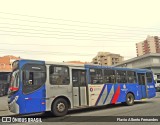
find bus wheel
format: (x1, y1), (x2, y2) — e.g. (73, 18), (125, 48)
(125, 93), (134, 106)
(51, 98), (68, 117)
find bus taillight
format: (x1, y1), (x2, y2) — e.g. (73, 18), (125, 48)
(9, 87), (19, 91)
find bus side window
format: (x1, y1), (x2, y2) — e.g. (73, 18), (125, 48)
(23, 71), (45, 86)
(127, 71), (136, 83)
(29, 72), (33, 85)
(72, 70), (86, 86)
(90, 69), (103, 84)
(104, 69), (116, 83)
(23, 71), (33, 85)
(137, 74), (145, 85)
(80, 71), (86, 86)
(146, 72), (153, 83)
(49, 65), (70, 85)
(116, 70), (127, 83)
(72, 71), (78, 87)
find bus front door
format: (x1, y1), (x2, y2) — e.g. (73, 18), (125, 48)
(72, 69), (88, 107)
(137, 73), (148, 98)
(22, 63), (46, 114)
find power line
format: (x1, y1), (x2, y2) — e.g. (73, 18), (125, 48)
(0, 14), (156, 42)
(0, 11), (159, 30)
(0, 26), (149, 38)
(1, 17), (160, 32)
(0, 49), (93, 56)
(0, 33), (142, 42)
(0, 49), (135, 58)
(0, 42), (132, 48)
(0, 22), (156, 36)
(0, 29), (145, 41)
(0, 12), (141, 60)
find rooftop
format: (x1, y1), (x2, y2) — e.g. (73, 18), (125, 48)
(114, 53), (160, 67)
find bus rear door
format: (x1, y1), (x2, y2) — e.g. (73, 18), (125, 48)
(137, 73), (148, 98)
(72, 69), (88, 107)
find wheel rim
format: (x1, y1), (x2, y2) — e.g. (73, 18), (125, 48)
(128, 96), (133, 104)
(57, 102), (65, 112)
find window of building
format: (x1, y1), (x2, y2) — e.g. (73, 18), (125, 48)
(104, 69), (116, 83)
(146, 72), (153, 83)
(127, 71), (137, 83)
(90, 69), (103, 84)
(49, 65), (70, 85)
(116, 70), (127, 83)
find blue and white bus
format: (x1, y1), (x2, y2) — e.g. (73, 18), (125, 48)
(8, 59), (156, 116)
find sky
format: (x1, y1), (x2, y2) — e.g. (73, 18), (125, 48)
(0, 0), (160, 62)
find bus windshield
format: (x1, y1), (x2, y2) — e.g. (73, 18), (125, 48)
(9, 70), (19, 92)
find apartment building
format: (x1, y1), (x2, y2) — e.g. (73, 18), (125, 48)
(136, 36), (160, 56)
(92, 52), (124, 66)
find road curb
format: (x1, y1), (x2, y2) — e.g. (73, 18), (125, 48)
(0, 110), (8, 111)
(0, 112), (44, 118)
(141, 99), (147, 101)
(0, 114), (19, 117)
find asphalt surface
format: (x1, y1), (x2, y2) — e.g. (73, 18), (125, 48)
(1, 92), (160, 125)
(0, 96), (8, 111)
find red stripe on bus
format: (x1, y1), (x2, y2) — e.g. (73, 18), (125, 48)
(111, 86), (120, 104)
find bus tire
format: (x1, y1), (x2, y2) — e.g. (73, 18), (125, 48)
(125, 93), (134, 106)
(51, 98), (68, 117)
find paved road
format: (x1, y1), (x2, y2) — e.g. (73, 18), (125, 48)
(0, 96), (8, 111)
(1, 92), (159, 125)
(0, 96), (15, 116)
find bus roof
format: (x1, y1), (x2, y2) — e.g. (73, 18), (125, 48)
(46, 61), (85, 67)
(85, 64), (151, 72)
(18, 59), (151, 72)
